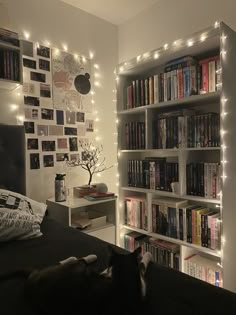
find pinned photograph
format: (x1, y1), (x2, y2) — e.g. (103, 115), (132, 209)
(37, 45), (50, 58)
(77, 124), (86, 136)
(70, 153), (80, 163)
(85, 119), (94, 132)
(66, 111), (76, 124)
(69, 137), (78, 151)
(23, 83), (35, 95)
(27, 138), (39, 150)
(42, 141), (56, 152)
(30, 71), (46, 83)
(56, 153), (69, 162)
(24, 121), (35, 134)
(22, 40), (33, 57)
(76, 112), (85, 123)
(32, 109), (39, 120)
(57, 138), (68, 149)
(25, 108), (38, 120)
(43, 155), (54, 167)
(40, 98), (53, 108)
(24, 96), (39, 106)
(64, 127), (77, 135)
(39, 58), (50, 71)
(41, 108), (54, 120)
(40, 83), (51, 98)
(30, 153), (40, 169)
(48, 125), (63, 136)
(56, 110), (64, 125)
(37, 125), (48, 136)
(23, 58), (36, 69)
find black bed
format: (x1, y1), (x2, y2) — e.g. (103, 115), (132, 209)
(1, 124), (236, 315)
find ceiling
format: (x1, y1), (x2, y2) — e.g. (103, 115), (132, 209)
(60, 0), (159, 25)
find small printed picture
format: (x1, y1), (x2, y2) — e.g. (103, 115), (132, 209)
(37, 45), (50, 58)
(64, 127), (77, 136)
(30, 71), (46, 83)
(77, 125), (86, 136)
(23, 82), (35, 95)
(24, 121), (35, 134)
(40, 83), (51, 98)
(32, 109), (38, 120)
(56, 110), (64, 125)
(42, 141), (56, 152)
(30, 153), (40, 169)
(22, 40), (33, 57)
(70, 153), (80, 162)
(76, 112), (85, 123)
(25, 108), (38, 120)
(48, 125), (63, 136)
(57, 138), (68, 149)
(81, 151), (90, 161)
(24, 96), (40, 106)
(27, 138), (39, 150)
(23, 58), (36, 69)
(66, 111), (76, 124)
(41, 108), (54, 120)
(56, 153), (69, 162)
(40, 98), (53, 108)
(39, 58), (50, 71)
(37, 125), (48, 136)
(43, 155), (54, 167)
(85, 119), (94, 132)
(69, 137), (78, 151)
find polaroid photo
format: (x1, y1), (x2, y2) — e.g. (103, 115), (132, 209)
(32, 109), (39, 120)
(24, 121), (35, 134)
(24, 96), (40, 107)
(77, 125), (86, 137)
(42, 140), (56, 152)
(64, 127), (77, 136)
(22, 40), (33, 57)
(40, 98), (53, 108)
(23, 82), (35, 95)
(24, 108), (38, 120)
(70, 153), (80, 163)
(56, 110), (64, 125)
(43, 155), (54, 167)
(30, 71), (46, 83)
(76, 112), (85, 123)
(30, 153), (40, 170)
(48, 125), (63, 136)
(41, 108), (54, 120)
(37, 45), (50, 58)
(39, 58), (50, 71)
(37, 125), (48, 136)
(23, 58), (36, 69)
(40, 83), (51, 98)
(85, 119), (94, 132)
(57, 138), (68, 149)
(27, 138), (39, 150)
(56, 153), (69, 162)
(66, 111), (76, 124)
(69, 137), (78, 151)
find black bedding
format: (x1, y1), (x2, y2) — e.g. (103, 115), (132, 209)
(1, 216), (236, 315)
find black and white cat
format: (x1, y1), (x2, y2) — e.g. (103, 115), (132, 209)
(0, 246), (152, 315)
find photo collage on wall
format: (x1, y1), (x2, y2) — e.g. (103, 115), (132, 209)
(21, 39), (94, 170)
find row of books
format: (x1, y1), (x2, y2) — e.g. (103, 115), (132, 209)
(151, 197), (220, 249)
(128, 158), (179, 191)
(0, 50), (20, 81)
(124, 197), (148, 230)
(186, 162), (220, 198)
(125, 121), (145, 150)
(152, 111), (220, 149)
(184, 254), (222, 287)
(124, 55), (220, 109)
(0, 27), (20, 47)
(124, 231), (180, 270)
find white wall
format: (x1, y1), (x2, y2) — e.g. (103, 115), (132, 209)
(118, 0), (236, 62)
(0, 0), (118, 202)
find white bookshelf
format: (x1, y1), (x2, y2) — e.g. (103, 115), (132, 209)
(116, 22), (236, 292)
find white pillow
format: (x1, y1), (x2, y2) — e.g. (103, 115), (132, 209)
(0, 189), (47, 221)
(0, 208), (42, 241)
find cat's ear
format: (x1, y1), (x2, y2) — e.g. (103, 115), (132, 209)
(133, 247), (142, 258)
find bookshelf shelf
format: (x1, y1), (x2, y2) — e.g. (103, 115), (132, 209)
(122, 224), (221, 258)
(116, 22), (236, 291)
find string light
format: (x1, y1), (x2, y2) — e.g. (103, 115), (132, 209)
(187, 39), (194, 47)
(10, 104), (19, 111)
(94, 64), (99, 69)
(62, 44), (68, 51)
(200, 34), (207, 42)
(214, 21), (220, 28)
(23, 31), (30, 40)
(154, 52), (159, 59)
(136, 55), (141, 62)
(164, 43), (168, 50)
(89, 51), (94, 59)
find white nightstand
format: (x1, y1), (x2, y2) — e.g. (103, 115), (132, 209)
(46, 196), (117, 245)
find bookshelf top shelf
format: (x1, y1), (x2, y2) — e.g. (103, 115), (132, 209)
(116, 25), (220, 76)
(0, 40), (20, 51)
(118, 91), (221, 115)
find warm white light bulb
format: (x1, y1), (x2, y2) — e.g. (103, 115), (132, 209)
(200, 34), (206, 42)
(164, 43), (168, 50)
(82, 56), (87, 63)
(154, 52), (159, 59)
(136, 55), (141, 62)
(23, 31), (30, 40)
(94, 64), (99, 69)
(214, 21), (220, 28)
(94, 81), (100, 86)
(89, 51), (94, 59)
(10, 104), (18, 111)
(74, 53), (78, 59)
(187, 40), (193, 47)
(119, 66), (124, 73)
(62, 44), (68, 51)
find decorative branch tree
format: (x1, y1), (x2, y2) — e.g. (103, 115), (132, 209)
(67, 141), (113, 186)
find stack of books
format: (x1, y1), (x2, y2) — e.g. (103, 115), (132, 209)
(73, 185), (96, 198)
(84, 192), (116, 201)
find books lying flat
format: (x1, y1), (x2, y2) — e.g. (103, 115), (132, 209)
(84, 192), (116, 201)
